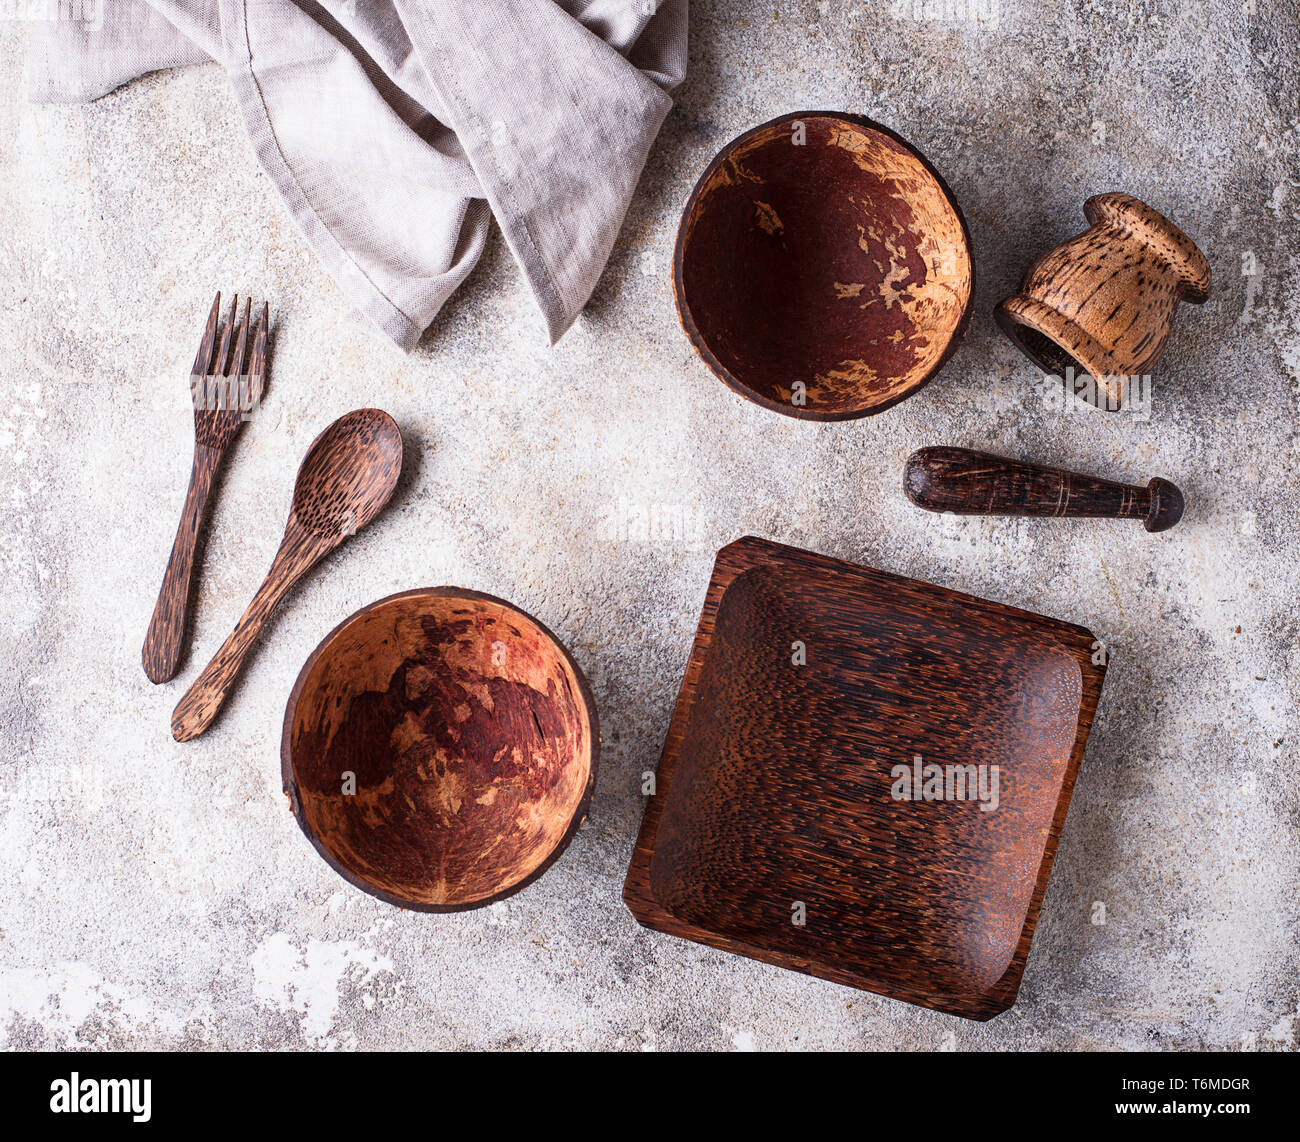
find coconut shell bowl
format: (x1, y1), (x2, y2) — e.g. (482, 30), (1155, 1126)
(674, 111), (974, 420)
(282, 588), (599, 912)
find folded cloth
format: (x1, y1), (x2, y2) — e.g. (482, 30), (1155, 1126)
(27, 1), (688, 351)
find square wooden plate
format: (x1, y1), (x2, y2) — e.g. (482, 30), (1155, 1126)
(623, 536), (1107, 1019)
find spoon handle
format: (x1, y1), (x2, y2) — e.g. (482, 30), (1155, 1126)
(903, 446), (1185, 532)
(170, 524), (330, 742)
(142, 443), (225, 684)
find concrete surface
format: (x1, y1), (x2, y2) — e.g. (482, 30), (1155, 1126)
(1, 0), (1298, 1051)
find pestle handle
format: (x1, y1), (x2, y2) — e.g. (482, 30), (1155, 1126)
(903, 447), (1184, 533)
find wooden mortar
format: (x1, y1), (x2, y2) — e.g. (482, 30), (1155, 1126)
(996, 192), (1210, 409)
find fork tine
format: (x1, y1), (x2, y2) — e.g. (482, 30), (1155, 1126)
(228, 298), (252, 412)
(248, 301), (269, 405)
(211, 294), (237, 378)
(229, 297), (250, 378)
(191, 292), (221, 376)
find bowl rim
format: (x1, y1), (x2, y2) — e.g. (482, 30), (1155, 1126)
(280, 585), (601, 913)
(672, 110), (976, 422)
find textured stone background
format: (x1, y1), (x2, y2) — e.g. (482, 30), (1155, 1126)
(1, 1), (1297, 1051)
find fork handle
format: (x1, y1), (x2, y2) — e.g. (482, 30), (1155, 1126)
(142, 443), (224, 683)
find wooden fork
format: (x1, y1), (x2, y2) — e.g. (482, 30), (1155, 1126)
(142, 293), (269, 684)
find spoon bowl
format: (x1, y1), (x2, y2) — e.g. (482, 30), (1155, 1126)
(292, 408), (403, 538)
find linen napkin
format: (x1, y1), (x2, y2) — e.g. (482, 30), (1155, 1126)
(27, 1), (689, 350)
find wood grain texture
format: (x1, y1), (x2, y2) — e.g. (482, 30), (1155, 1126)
(622, 536), (1107, 1020)
(142, 447), (220, 683)
(281, 587), (599, 912)
(170, 408), (402, 742)
(996, 192), (1210, 408)
(904, 446), (1185, 532)
(142, 293), (268, 684)
(674, 111), (974, 421)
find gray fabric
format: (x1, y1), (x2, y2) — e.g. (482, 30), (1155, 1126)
(27, 1), (688, 351)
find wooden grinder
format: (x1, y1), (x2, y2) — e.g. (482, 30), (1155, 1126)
(996, 193), (1210, 409)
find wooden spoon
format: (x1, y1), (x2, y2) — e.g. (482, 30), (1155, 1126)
(171, 408), (403, 742)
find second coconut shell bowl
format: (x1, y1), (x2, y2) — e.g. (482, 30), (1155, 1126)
(282, 588), (599, 912)
(674, 111), (974, 420)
